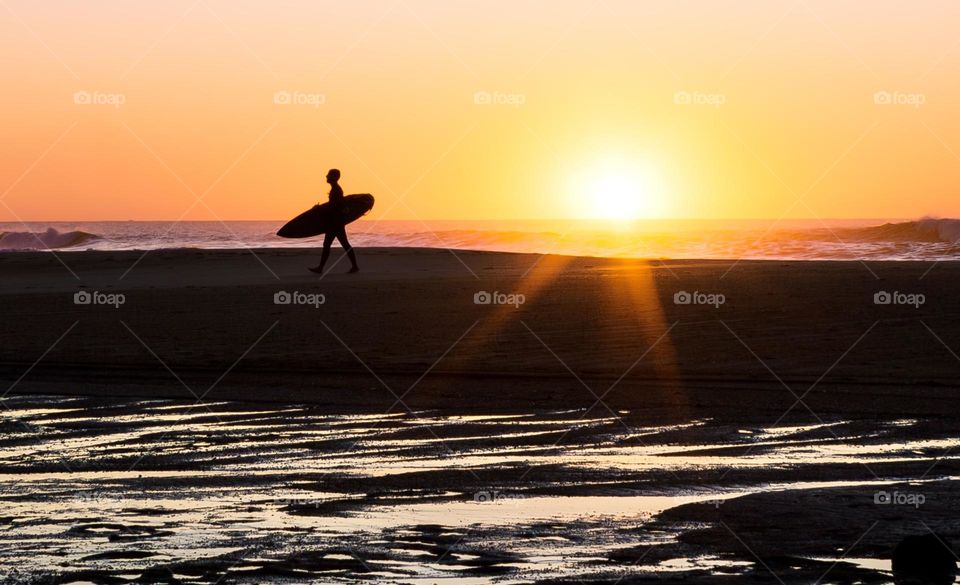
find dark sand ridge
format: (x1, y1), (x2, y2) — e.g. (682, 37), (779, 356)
(0, 248), (957, 421)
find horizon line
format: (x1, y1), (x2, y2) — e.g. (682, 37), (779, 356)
(0, 216), (927, 224)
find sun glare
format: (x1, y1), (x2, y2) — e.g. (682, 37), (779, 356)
(569, 162), (667, 221)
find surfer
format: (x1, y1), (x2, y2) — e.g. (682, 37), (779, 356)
(310, 168), (359, 274)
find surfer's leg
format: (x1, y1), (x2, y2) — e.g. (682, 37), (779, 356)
(310, 232), (336, 274)
(336, 228), (359, 272)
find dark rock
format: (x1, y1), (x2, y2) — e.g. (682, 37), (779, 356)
(893, 534), (958, 585)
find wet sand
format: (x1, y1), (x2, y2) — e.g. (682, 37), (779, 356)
(2, 248), (960, 582)
(2, 395), (959, 584)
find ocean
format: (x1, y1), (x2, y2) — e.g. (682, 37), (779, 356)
(2, 218), (960, 260)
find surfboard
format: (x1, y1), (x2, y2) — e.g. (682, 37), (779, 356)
(277, 194), (375, 238)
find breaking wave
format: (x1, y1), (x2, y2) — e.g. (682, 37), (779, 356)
(0, 228), (101, 251)
(840, 218), (960, 244)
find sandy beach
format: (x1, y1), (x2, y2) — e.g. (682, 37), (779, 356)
(1, 248), (958, 416)
(1, 248), (959, 583)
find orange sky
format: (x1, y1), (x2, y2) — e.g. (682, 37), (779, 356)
(2, 0), (960, 221)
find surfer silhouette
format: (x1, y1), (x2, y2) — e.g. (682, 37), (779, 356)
(309, 168), (359, 274)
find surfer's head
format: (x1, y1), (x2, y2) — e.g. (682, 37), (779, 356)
(326, 168), (341, 184)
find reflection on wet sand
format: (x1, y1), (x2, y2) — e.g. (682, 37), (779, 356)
(2, 395), (959, 583)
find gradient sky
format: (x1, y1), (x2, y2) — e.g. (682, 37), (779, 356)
(2, 0), (960, 221)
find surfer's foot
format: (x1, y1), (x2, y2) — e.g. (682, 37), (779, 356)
(348, 266), (359, 273)
(309, 266), (324, 275)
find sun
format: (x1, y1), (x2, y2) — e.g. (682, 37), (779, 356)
(569, 161), (667, 220)
(594, 172), (646, 219)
